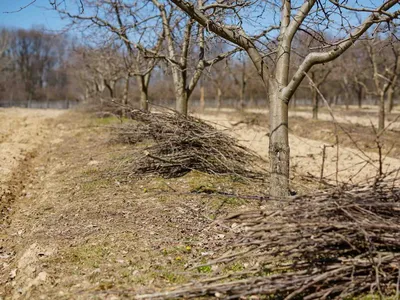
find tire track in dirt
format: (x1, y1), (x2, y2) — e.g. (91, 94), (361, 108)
(0, 108), (65, 299)
(0, 109), (65, 222)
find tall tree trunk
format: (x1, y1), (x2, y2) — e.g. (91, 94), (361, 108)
(312, 88), (318, 120)
(200, 81), (205, 112)
(378, 92), (385, 132)
(239, 62), (246, 110)
(239, 82), (245, 110)
(268, 1), (291, 197)
(269, 83), (290, 197)
(28, 93), (32, 108)
(46, 92), (50, 109)
(137, 75), (149, 111)
(387, 84), (394, 113)
(357, 85), (363, 108)
(216, 86), (222, 111)
(176, 88), (188, 115)
(122, 75), (130, 117)
(249, 93), (254, 108)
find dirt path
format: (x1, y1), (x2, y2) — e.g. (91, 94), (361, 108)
(0, 109), (219, 299)
(196, 112), (400, 186)
(0, 108), (65, 183)
(0, 108), (65, 221)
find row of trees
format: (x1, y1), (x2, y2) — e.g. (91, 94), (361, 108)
(55, 0), (398, 197)
(4, 0), (400, 196)
(0, 27), (398, 116)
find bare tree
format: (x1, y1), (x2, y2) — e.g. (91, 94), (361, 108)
(53, 0), (164, 111)
(150, 0), (240, 115)
(169, 0), (400, 196)
(358, 36), (399, 131)
(309, 67), (332, 119)
(0, 29), (10, 72)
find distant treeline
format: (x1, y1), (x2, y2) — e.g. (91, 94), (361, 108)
(0, 27), (398, 110)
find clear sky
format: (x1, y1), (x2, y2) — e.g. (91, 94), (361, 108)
(0, 0), (68, 31)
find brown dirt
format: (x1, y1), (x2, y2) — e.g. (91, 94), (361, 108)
(195, 110), (400, 185)
(0, 109), (265, 299)
(1, 107), (399, 299)
(237, 110), (400, 158)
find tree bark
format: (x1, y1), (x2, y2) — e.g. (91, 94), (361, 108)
(379, 92), (385, 132)
(122, 75), (130, 117)
(239, 81), (245, 110)
(200, 82), (205, 112)
(239, 60), (246, 110)
(176, 87), (188, 115)
(136, 75), (149, 111)
(312, 88), (318, 120)
(216, 86), (222, 111)
(268, 0), (291, 197)
(357, 85), (363, 108)
(387, 83), (394, 113)
(269, 83), (290, 197)
(123, 76), (130, 106)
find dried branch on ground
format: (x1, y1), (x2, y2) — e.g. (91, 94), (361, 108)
(113, 109), (268, 179)
(137, 176), (400, 299)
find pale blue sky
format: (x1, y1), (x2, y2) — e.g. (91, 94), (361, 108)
(0, 0), (68, 31)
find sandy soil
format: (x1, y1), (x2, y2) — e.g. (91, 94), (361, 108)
(0, 108), (65, 223)
(289, 110), (400, 132)
(211, 107), (400, 131)
(0, 109), (229, 299)
(0, 108), (64, 184)
(196, 112), (400, 186)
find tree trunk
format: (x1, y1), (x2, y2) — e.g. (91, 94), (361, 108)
(176, 88), (188, 115)
(357, 85), (363, 108)
(239, 70), (246, 110)
(200, 83), (205, 112)
(387, 85), (394, 113)
(312, 88), (318, 120)
(378, 92), (385, 132)
(216, 86), (222, 111)
(268, 2), (291, 197)
(122, 76), (130, 117)
(28, 93), (32, 108)
(269, 84), (290, 197)
(136, 75), (149, 111)
(249, 93), (254, 108)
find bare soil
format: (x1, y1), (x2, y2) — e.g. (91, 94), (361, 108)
(0, 109), (263, 299)
(197, 110), (400, 185)
(1, 107), (399, 299)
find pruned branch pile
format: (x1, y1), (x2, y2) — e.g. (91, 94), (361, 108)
(114, 110), (267, 179)
(137, 178), (400, 299)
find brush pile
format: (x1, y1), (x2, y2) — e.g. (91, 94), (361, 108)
(136, 178), (400, 299)
(114, 109), (267, 179)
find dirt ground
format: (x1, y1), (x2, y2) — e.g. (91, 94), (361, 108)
(196, 110), (400, 186)
(1, 107), (399, 299)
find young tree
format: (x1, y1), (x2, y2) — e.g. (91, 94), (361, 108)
(53, 0), (164, 111)
(357, 36), (399, 131)
(169, 0), (400, 196)
(149, 0), (240, 115)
